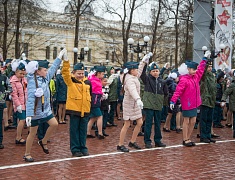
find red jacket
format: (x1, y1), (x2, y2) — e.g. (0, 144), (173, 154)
(10, 75), (27, 112)
(171, 58), (207, 110)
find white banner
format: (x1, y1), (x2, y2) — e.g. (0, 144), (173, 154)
(214, 0), (233, 70)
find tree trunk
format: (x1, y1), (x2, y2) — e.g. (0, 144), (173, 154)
(74, 0), (81, 65)
(122, 0), (136, 64)
(15, 0), (22, 59)
(150, 0), (161, 63)
(185, 14), (190, 60)
(174, 0), (180, 68)
(3, 0), (8, 61)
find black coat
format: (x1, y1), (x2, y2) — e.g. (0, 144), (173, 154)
(140, 64), (168, 96)
(56, 74), (67, 102)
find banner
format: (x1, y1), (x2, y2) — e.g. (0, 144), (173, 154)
(214, 0), (233, 70)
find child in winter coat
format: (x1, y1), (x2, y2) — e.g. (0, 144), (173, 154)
(62, 61), (92, 157)
(117, 62), (143, 152)
(97, 74), (109, 136)
(139, 54), (168, 148)
(163, 71), (181, 133)
(10, 60), (27, 145)
(23, 48), (66, 162)
(170, 51), (211, 147)
(87, 66), (106, 139)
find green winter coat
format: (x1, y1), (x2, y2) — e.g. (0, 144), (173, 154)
(222, 83), (235, 112)
(107, 66), (118, 102)
(200, 71), (217, 108)
(142, 91), (164, 111)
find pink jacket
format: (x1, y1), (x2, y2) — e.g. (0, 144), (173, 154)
(88, 75), (103, 94)
(10, 75), (27, 112)
(171, 58), (207, 110)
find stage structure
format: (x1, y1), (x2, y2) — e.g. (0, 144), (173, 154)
(193, 0), (212, 63)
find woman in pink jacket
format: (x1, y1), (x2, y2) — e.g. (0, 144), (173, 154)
(170, 51), (211, 147)
(10, 61), (27, 145)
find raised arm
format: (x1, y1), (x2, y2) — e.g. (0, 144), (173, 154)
(62, 61), (73, 86)
(139, 61), (148, 84)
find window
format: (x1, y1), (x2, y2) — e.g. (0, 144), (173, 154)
(53, 47), (57, 59)
(46, 46), (50, 60)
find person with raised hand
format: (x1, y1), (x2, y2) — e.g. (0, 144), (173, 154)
(62, 52), (92, 157)
(117, 61), (144, 152)
(139, 53), (168, 148)
(23, 48), (66, 162)
(170, 50), (211, 147)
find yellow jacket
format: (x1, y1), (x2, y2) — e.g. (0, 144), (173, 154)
(62, 61), (91, 117)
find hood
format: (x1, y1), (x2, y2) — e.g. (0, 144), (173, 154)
(106, 66), (114, 77)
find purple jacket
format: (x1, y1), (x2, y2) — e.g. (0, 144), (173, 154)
(171, 58), (207, 110)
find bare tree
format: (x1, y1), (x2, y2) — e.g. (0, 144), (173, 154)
(102, 0), (148, 63)
(66, 0), (95, 64)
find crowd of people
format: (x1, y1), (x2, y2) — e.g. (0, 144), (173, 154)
(0, 48), (234, 162)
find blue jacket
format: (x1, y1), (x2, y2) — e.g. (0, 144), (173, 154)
(26, 58), (62, 119)
(56, 74), (67, 102)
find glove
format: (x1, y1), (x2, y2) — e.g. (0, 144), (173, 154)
(204, 50), (211, 59)
(26, 117), (32, 127)
(58, 48), (67, 59)
(17, 105), (22, 113)
(136, 99), (143, 109)
(35, 88), (44, 97)
(63, 49), (69, 61)
(170, 101), (175, 110)
(220, 102), (226, 107)
(141, 52), (153, 64)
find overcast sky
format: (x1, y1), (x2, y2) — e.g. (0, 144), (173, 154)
(45, 0), (157, 25)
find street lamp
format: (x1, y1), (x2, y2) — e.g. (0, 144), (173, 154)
(127, 36), (150, 61)
(202, 46), (207, 54)
(98, 59), (109, 66)
(73, 47), (89, 63)
(219, 43), (225, 53)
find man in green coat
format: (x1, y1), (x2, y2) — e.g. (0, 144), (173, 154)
(199, 61), (217, 143)
(221, 74), (235, 138)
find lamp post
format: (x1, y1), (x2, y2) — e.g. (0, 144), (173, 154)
(219, 43), (225, 53)
(73, 46), (89, 64)
(127, 36), (150, 61)
(202, 46), (207, 55)
(98, 59), (109, 66)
